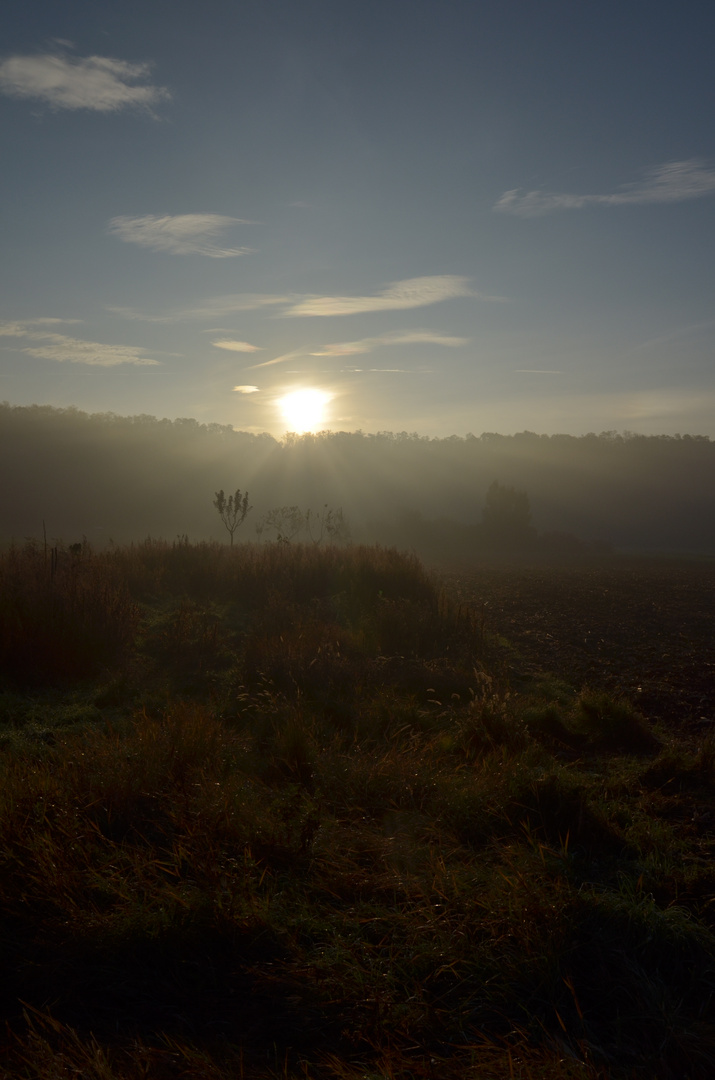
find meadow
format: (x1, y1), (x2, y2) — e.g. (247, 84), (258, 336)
(0, 538), (714, 1079)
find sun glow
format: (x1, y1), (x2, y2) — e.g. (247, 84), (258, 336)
(278, 388), (331, 433)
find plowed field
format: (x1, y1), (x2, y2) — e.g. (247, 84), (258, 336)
(441, 558), (715, 729)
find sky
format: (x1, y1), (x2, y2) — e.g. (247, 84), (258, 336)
(1, 0), (715, 438)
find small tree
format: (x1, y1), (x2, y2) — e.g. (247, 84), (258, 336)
(306, 505), (351, 545)
(213, 488), (252, 546)
(255, 505), (306, 544)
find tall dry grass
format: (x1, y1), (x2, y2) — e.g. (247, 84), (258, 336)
(0, 542), (139, 683)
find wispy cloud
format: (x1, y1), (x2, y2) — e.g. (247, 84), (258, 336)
(285, 275), (494, 317)
(0, 317), (81, 335)
(494, 160), (715, 217)
(0, 320), (159, 366)
(311, 329), (469, 357)
(342, 368), (415, 374)
(211, 339), (262, 353)
(108, 214), (257, 257)
(0, 51), (170, 113)
(233, 385), (260, 394)
(106, 276), (494, 322)
(22, 336), (160, 366)
(108, 294), (291, 322)
(236, 328), (468, 370)
(246, 350), (305, 370)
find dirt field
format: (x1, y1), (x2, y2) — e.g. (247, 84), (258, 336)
(440, 557), (715, 730)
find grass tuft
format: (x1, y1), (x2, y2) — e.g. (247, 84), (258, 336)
(575, 691), (660, 753)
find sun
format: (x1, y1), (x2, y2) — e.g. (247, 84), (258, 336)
(278, 388), (331, 433)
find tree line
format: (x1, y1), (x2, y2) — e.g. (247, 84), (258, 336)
(1, 403), (714, 553)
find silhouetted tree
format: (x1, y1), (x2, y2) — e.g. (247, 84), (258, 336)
(213, 488), (252, 545)
(255, 505), (306, 543)
(482, 481), (536, 549)
(306, 505), (351, 545)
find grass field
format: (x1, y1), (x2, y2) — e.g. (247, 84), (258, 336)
(0, 539), (714, 1079)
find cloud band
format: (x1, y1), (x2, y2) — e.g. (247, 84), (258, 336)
(0, 52), (170, 113)
(494, 160), (715, 217)
(285, 275), (486, 317)
(0, 320), (159, 366)
(108, 214), (256, 257)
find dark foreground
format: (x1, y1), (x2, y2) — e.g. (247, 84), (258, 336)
(0, 541), (714, 1080)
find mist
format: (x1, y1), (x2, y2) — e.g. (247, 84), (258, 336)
(2, 403), (713, 556)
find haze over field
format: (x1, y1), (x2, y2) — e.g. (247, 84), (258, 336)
(2, 405), (714, 554)
(2, 1), (715, 438)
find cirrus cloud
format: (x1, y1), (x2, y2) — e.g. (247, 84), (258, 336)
(108, 214), (257, 257)
(212, 339), (262, 352)
(0, 317), (81, 336)
(21, 336), (160, 366)
(311, 329), (469, 357)
(0, 320), (159, 366)
(285, 275), (496, 317)
(246, 350), (304, 370)
(494, 159), (715, 217)
(0, 51), (170, 113)
(107, 278), (492, 322)
(108, 294), (290, 322)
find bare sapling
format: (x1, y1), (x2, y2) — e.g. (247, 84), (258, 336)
(213, 488), (252, 545)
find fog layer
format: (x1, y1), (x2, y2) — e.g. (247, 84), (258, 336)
(2, 404), (713, 554)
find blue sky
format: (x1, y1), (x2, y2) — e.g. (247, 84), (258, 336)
(2, 0), (714, 437)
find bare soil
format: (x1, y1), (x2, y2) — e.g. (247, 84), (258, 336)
(440, 557), (715, 729)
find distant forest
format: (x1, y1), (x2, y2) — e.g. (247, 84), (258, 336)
(1, 403), (714, 556)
